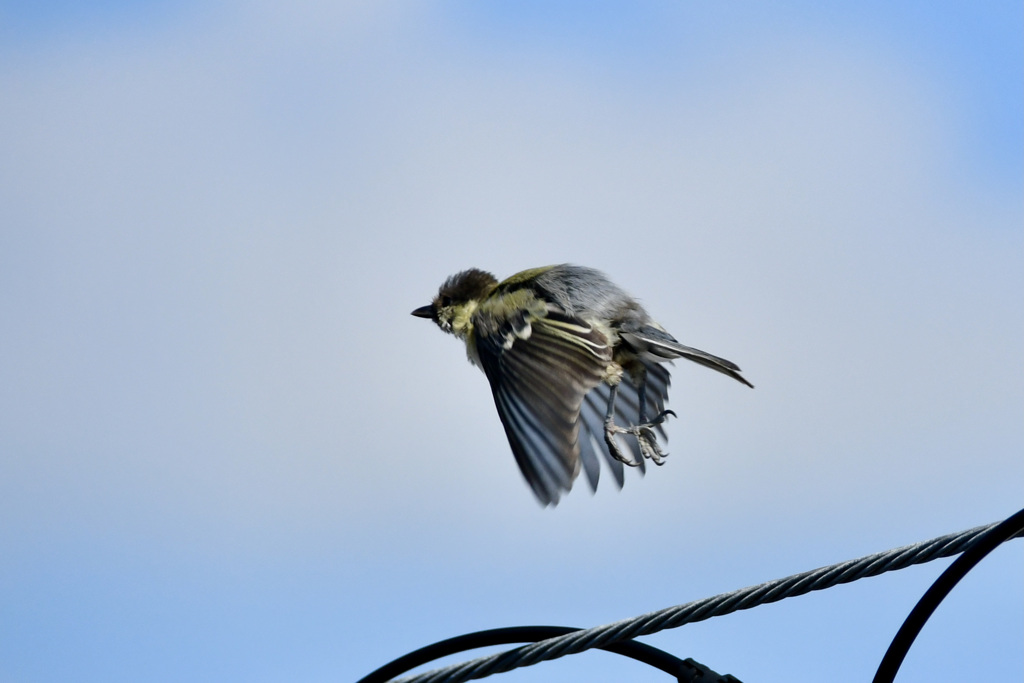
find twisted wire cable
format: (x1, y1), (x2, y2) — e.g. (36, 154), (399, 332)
(397, 516), (1024, 683)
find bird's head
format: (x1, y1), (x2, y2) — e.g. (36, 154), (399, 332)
(411, 268), (498, 336)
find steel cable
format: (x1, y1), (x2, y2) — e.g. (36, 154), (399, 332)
(395, 514), (1024, 683)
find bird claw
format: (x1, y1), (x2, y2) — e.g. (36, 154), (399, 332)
(604, 427), (641, 467)
(604, 410), (676, 467)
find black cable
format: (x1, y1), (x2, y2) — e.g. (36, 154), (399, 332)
(356, 514), (1022, 683)
(873, 506), (1024, 683)
(356, 625), (739, 683)
(401, 518), (1015, 682)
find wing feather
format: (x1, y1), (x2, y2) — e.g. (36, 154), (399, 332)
(493, 388), (567, 502)
(476, 308), (686, 503)
(579, 389), (623, 489)
(476, 309), (611, 505)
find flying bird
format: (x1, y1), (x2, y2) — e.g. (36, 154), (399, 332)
(412, 264), (752, 506)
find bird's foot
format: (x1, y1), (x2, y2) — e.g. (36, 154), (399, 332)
(603, 410), (676, 466)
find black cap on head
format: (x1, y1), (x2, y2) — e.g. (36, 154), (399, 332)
(437, 268), (497, 305)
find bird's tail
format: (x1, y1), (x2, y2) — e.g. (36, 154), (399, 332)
(620, 328), (754, 388)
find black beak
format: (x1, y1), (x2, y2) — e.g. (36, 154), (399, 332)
(411, 305), (434, 319)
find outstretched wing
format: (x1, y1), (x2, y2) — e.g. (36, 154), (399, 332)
(475, 308), (612, 506)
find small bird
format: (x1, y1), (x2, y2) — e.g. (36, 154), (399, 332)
(412, 264), (752, 506)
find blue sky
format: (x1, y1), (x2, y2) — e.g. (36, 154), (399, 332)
(1, 2), (1021, 682)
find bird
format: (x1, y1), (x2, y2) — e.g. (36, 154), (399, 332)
(411, 264), (752, 506)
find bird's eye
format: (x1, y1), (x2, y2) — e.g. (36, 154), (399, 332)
(440, 295), (452, 307)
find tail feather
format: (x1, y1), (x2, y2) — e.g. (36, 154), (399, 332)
(621, 329), (754, 388)
(670, 344), (754, 388)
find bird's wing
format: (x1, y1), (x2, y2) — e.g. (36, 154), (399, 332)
(475, 307), (612, 506)
(620, 327), (753, 388)
(578, 360), (672, 489)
